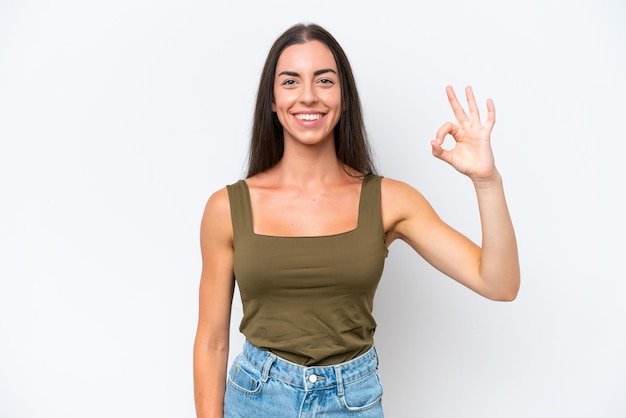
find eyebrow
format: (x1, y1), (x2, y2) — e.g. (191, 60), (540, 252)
(277, 68), (338, 77)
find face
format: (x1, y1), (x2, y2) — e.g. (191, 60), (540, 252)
(272, 40), (342, 148)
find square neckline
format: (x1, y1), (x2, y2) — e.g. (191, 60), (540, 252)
(241, 175), (371, 239)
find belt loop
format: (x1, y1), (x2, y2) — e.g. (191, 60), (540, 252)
(261, 354), (276, 383)
(374, 346), (379, 367)
(334, 365), (344, 396)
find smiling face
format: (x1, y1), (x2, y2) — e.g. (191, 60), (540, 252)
(272, 40), (342, 148)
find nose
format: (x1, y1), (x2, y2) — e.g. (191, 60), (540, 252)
(299, 82), (318, 104)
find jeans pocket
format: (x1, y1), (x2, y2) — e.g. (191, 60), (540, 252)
(227, 354), (263, 395)
(341, 369), (384, 411)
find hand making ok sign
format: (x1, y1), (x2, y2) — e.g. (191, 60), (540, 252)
(431, 86), (498, 182)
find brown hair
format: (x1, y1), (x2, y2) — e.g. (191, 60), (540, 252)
(246, 23), (377, 178)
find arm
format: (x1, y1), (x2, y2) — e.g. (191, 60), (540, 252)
(193, 188), (236, 418)
(384, 86), (520, 301)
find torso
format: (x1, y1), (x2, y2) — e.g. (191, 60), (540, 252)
(227, 173), (389, 365)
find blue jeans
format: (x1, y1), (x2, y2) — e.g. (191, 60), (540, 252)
(224, 340), (384, 417)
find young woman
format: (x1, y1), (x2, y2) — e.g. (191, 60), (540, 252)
(193, 23), (520, 418)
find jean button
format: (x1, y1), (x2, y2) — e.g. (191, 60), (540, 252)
(308, 374), (318, 383)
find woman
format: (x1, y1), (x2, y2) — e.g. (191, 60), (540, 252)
(193, 23), (520, 418)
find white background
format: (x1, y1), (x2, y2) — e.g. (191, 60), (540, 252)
(1, 0), (625, 417)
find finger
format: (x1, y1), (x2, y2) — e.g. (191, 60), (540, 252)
(465, 86), (480, 122)
(446, 85), (469, 123)
(431, 139), (452, 164)
(485, 98), (496, 130)
(436, 121), (460, 142)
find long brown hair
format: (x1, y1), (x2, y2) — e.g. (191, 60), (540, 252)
(246, 23), (377, 178)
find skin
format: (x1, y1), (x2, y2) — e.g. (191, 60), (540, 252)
(193, 41), (520, 418)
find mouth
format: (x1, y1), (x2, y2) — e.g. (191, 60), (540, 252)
(294, 113), (324, 121)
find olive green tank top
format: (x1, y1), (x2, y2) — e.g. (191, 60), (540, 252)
(227, 174), (388, 366)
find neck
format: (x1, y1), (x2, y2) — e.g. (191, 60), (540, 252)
(272, 140), (349, 186)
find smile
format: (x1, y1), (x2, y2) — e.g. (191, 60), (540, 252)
(294, 113), (323, 121)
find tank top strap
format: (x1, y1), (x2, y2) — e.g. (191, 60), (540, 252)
(358, 174), (384, 235)
(226, 180), (254, 241)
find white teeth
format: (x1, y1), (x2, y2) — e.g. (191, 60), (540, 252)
(296, 114), (321, 121)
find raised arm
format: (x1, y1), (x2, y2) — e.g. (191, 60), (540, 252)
(193, 188), (236, 418)
(384, 86), (520, 301)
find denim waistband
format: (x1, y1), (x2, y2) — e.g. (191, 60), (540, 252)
(242, 340), (379, 392)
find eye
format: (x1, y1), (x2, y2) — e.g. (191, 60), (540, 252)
(281, 79), (296, 86)
(318, 78), (334, 85)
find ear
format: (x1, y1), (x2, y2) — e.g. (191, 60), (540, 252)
(271, 102), (276, 112)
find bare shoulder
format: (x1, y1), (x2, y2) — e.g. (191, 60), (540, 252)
(202, 187), (231, 222)
(380, 177), (440, 242)
(380, 177), (416, 195)
(200, 187), (233, 245)
(380, 177), (433, 213)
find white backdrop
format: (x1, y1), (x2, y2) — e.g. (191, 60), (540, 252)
(1, 0), (625, 417)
